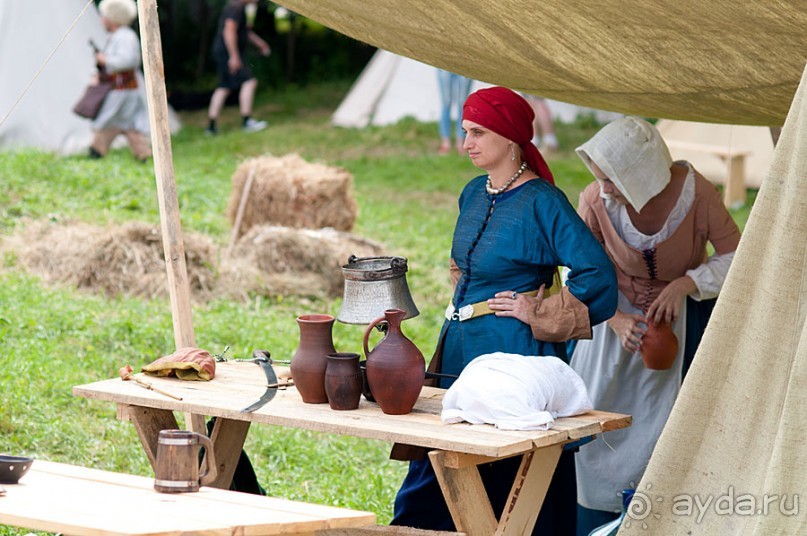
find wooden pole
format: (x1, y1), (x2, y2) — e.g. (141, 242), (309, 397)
(225, 163), (257, 259)
(137, 0), (195, 349)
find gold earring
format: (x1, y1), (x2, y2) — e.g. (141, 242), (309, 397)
(511, 144), (516, 161)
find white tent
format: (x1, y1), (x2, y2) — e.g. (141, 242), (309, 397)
(0, 0), (179, 156)
(331, 49), (622, 129)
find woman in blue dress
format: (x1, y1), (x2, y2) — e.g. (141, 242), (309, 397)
(391, 86), (618, 534)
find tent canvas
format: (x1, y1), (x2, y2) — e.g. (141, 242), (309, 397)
(657, 119), (774, 189)
(0, 0), (179, 156)
(331, 49), (623, 129)
(282, 0), (807, 126)
(620, 64), (807, 535)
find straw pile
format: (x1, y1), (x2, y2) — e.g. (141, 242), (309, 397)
(226, 154), (358, 239)
(220, 225), (386, 299)
(1, 220), (218, 301)
(1, 221), (386, 302)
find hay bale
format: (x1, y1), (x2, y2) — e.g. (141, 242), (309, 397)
(221, 225), (386, 298)
(2, 220), (218, 301)
(1, 220), (386, 302)
(225, 154), (358, 238)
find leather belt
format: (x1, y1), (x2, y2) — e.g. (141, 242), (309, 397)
(101, 70), (138, 90)
(445, 289), (546, 321)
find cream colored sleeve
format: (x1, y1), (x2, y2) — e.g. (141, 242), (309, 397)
(526, 286), (592, 342)
(686, 251), (735, 301)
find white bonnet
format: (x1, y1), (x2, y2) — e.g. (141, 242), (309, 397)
(99, 0), (137, 27)
(576, 116), (672, 212)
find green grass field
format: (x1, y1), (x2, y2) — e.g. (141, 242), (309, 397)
(0, 81), (756, 532)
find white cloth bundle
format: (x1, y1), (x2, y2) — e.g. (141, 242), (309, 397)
(441, 352), (593, 430)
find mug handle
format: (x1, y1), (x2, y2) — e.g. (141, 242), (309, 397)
(195, 433), (218, 487)
(362, 315), (388, 358)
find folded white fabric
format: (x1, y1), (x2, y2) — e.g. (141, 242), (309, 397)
(441, 352), (593, 430)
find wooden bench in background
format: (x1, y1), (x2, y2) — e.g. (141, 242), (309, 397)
(666, 140), (750, 209)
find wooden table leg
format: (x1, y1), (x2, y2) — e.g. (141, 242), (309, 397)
(119, 404), (179, 470)
(723, 154), (747, 209)
(429, 444), (562, 536)
(429, 450), (497, 535)
(498, 444), (562, 535)
(207, 417), (250, 489)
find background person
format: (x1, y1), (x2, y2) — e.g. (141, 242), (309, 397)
(89, 0), (150, 162)
(206, 0), (271, 135)
(391, 86), (617, 535)
(524, 93), (558, 152)
(571, 116), (741, 534)
(436, 69), (473, 154)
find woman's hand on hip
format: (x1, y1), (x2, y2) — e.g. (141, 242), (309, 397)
(607, 310), (647, 353)
(646, 276), (696, 325)
(488, 285), (545, 324)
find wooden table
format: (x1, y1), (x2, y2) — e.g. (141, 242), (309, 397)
(0, 460), (375, 536)
(73, 362), (630, 536)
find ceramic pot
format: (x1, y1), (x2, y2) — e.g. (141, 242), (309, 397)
(324, 352), (363, 410)
(363, 308), (425, 415)
(290, 314), (336, 403)
(641, 321), (679, 370)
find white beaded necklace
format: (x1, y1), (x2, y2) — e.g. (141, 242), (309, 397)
(486, 161), (527, 195)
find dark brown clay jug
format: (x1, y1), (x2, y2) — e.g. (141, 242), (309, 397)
(363, 308), (425, 415)
(324, 352), (363, 410)
(641, 321), (679, 370)
(290, 314), (336, 403)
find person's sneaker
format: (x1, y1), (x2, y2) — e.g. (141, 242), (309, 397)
(204, 126), (217, 136)
(242, 118), (267, 133)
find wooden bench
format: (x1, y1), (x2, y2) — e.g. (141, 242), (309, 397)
(0, 460), (375, 536)
(666, 140), (750, 209)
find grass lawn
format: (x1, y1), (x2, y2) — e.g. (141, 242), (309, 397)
(0, 80), (756, 533)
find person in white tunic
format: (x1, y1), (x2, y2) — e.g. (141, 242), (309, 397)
(89, 0), (150, 162)
(570, 117), (741, 533)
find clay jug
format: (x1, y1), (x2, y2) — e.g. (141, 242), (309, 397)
(290, 314), (336, 403)
(641, 321), (679, 370)
(324, 352), (363, 410)
(363, 308), (425, 415)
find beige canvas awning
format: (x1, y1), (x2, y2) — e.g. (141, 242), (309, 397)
(276, 0), (807, 126)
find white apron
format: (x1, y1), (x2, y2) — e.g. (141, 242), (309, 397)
(571, 292), (686, 512)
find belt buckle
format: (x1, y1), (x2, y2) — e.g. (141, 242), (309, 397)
(458, 304), (473, 321)
(446, 303), (473, 321)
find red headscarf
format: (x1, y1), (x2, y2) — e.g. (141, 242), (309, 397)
(462, 87), (555, 185)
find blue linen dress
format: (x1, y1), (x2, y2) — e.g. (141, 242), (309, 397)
(392, 175), (617, 534)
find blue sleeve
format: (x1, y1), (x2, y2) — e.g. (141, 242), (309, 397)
(536, 187), (617, 326)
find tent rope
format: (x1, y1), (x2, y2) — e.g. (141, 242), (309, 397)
(0, 0), (96, 130)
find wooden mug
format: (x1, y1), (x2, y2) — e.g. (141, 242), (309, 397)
(154, 429), (217, 493)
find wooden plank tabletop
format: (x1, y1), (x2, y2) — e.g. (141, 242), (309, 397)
(73, 362), (630, 459)
(0, 460), (375, 536)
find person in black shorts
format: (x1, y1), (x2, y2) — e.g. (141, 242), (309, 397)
(206, 0), (270, 135)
